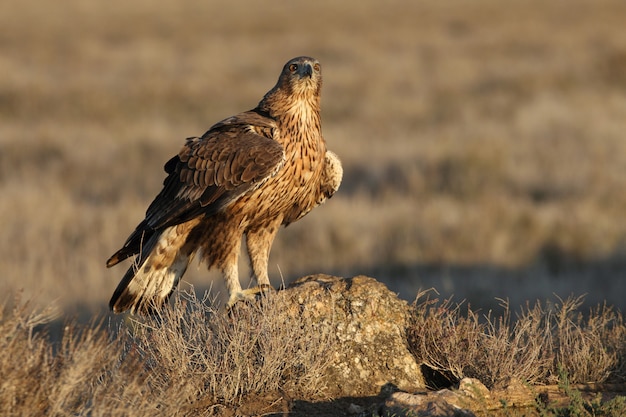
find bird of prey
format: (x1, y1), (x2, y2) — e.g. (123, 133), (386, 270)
(106, 56), (343, 314)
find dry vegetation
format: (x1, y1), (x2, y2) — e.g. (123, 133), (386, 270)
(0, 292), (334, 416)
(1, 0), (625, 315)
(409, 292), (626, 390)
(1, 291), (624, 416)
(1, 0), (626, 415)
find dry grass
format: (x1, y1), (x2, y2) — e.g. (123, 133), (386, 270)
(1, 0), (625, 316)
(408, 292), (626, 390)
(0, 295), (135, 416)
(126, 290), (334, 408)
(1, 291), (624, 416)
(0, 292), (334, 416)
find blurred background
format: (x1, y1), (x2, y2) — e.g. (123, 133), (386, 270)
(1, 0), (625, 320)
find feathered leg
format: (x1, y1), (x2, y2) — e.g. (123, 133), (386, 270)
(245, 218), (281, 288)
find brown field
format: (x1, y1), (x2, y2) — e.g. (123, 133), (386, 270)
(1, 0), (626, 320)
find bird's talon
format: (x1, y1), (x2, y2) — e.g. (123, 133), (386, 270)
(226, 285), (275, 309)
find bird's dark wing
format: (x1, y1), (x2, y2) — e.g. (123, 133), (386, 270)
(145, 123), (284, 228)
(106, 111), (284, 267)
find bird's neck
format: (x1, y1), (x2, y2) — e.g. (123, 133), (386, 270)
(260, 92), (321, 138)
(284, 97), (321, 129)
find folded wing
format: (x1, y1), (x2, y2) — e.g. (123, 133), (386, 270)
(106, 112), (285, 267)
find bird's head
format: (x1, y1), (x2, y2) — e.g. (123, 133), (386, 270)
(276, 56), (322, 98)
(258, 56), (323, 120)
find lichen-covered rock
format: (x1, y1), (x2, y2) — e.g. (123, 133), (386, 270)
(382, 390), (477, 416)
(277, 274), (425, 397)
(380, 378), (498, 417)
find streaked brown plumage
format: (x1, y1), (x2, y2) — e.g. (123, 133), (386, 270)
(107, 56), (342, 314)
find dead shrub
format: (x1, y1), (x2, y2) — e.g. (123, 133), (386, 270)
(0, 296), (143, 416)
(121, 289), (335, 410)
(0, 290), (334, 416)
(408, 292), (626, 389)
(407, 290), (483, 386)
(552, 295), (625, 384)
(0, 298), (57, 415)
(473, 299), (553, 388)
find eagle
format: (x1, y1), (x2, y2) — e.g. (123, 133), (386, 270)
(106, 56), (343, 314)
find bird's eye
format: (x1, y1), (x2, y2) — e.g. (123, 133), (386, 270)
(289, 64), (298, 72)
(313, 63), (320, 72)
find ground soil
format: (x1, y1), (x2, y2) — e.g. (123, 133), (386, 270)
(212, 384), (626, 417)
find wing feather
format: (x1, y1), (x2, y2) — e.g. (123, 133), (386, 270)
(106, 111), (284, 267)
(148, 116), (283, 227)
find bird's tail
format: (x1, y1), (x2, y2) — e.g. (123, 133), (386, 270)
(109, 226), (193, 314)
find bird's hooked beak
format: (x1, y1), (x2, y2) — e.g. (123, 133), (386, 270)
(298, 63), (313, 78)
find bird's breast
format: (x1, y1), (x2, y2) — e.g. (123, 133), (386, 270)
(237, 135), (324, 224)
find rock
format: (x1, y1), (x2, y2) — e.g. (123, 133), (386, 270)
(457, 378), (491, 403)
(492, 378), (535, 408)
(378, 378), (541, 417)
(380, 378), (492, 417)
(382, 390), (477, 416)
(277, 274), (425, 397)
